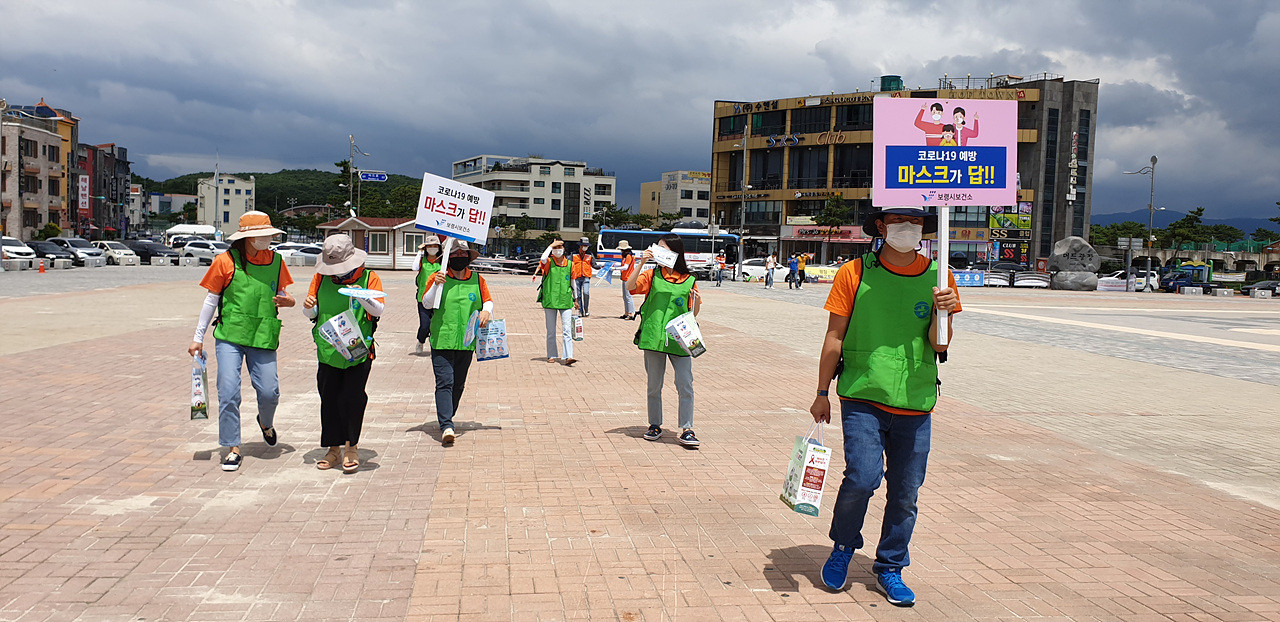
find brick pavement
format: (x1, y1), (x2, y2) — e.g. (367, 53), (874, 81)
(1, 271), (1278, 621)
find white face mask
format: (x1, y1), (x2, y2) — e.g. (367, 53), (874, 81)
(551, 248), (564, 257)
(931, 112), (942, 121)
(884, 222), (923, 253)
(249, 237), (271, 251)
(425, 246), (440, 256)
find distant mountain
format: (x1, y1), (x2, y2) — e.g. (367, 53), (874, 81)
(1092, 209), (1277, 235)
(131, 168), (422, 213)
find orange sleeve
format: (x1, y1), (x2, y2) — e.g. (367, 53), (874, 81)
(947, 270), (962, 313)
(366, 271), (385, 305)
(198, 253), (235, 294)
(307, 274), (323, 299)
(277, 261), (294, 292)
(630, 269), (654, 295)
(478, 275), (492, 304)
(823, 260), (863, 316)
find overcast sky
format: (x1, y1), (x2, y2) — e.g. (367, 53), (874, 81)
(4, 0), (1278, 220)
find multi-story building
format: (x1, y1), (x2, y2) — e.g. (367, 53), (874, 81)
(197, 174), (256, 238)
(639, 171), (711, 223)
(1, 106), (68, 239)
(451, 155), (616, 238)
(711, 73), (1099, 262)
(76, 143), (132, 237)
(145, 192), (198, 217)
(4, 99), (79, 236)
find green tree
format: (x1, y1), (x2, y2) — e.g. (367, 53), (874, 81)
(1252, 227), (1279, 241)
(1089, 221), (1148, 247)
(34, 223), (62, 241)
(1272, 201), (1280, 228)
(1163, 206), (1207, 253)
(1204, 224), (1244, 243)
(593, 204), (635, 229)
(387, 185), (420, 217)
(813, 196), (854, 260)
(181, 201), (198, 224)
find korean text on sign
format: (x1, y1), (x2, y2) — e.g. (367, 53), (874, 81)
(884, 146), (1006, 190)
(414, 172), (496, 244)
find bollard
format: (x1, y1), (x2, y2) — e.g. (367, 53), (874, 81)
(1179, 286), (1203, 295)
(84, 256), (106, 268)
(1213, 288), (1234, 297)
(121, 256), (140, 266)
(1251, 289), (1273, 299)
(54, 258), (73, 269)
(150, 256), (172, 266)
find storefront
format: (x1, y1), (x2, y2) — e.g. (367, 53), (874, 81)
(779, 224), (873, 263)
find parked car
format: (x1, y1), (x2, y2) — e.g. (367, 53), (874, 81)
(739, 257), (775, 281)
(47, 237), (105, 265)
(123, 239), (180, 263)
(273, 242), (321, 258)
(27, 240), (76, 264)
(514, 252), (543, 275)
(1, 236), (37, 260)
(1240, 280), (1280, 297)
(181, 240), (230, 265)
(289, 244), (322, 265)
(92, 240), (139, 265)
(988, 261), (1029, 272)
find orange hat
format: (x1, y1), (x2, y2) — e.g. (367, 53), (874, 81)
(226, 211), (284, 241)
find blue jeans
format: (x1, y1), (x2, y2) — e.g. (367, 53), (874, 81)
(621, 283), (635, 315)
(573, 277), (591, 314)
(828, 399), (931, 573)
(431, 348), (474, 429)
(416, 302), (434, 344)
(765, 268), (774, 287)
(545, 308), (573, 359)
(214, 339), (280, 447)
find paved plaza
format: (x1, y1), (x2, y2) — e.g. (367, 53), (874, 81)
(1, 267), (1279, 621)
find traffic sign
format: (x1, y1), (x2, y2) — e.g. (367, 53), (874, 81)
(358, 171), (388, 182)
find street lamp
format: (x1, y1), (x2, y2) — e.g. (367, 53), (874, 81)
(732, 137), (749, 280)
(1123, 155), (1158, 289)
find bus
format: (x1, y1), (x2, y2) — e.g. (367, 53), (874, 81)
(597, 227), (740, 278)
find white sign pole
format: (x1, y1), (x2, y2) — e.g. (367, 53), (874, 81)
(424, 237), (455, 309)
(936, 204), (950, 346)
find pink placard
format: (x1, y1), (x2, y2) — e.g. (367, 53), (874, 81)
(872, 98), (1017, 207)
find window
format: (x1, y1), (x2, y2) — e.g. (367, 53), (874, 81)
(791, 106), (831, 134)
(696, 208), (709, 218)
(565, 168), (575, 176)
(788, 146), (828, 189)
(552, 182), (561, 194)
(832, 144), (873, 187)
(551, 199), (561, 211)
(48, 145), (60, 163)
(1076, 109), (1091, 162)
(235, 189), (241, 195)
(404, 232), (425, 251)
(650, 191), (656, 200)
(949, 206), (989, 228)
(224, 188), (230, 195)
(539, 166), (552, 175)
(745, 200), (783, 225)
(227, 178), (235, 184)
(749, 149), (784, 189)
(245, 190), (252, 196)
(1041, 108), (1060, 252)
(717, 114), (746, 138)
(534, 198), (545, 204)
(534, 180), (545, 187)
(681, 190), (694, 200)
(696, 191), (709, 201)
(223, 211), (230, 222)
(369, 232), (388, 254)
(752, 110), (786, 135)
(594, 184), (611, 196)
(682, 208), (693, 217)
(834, 104), (873, 131)
(223, 199), (230, 206)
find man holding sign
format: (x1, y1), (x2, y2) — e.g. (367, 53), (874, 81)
(414, 173), (496, 444)
(809, 207), (959, 607)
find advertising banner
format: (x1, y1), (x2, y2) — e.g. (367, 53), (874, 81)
(872, 98), (1017, 206)
(78, 176), (90, 218)
(414, 171), (495, 244)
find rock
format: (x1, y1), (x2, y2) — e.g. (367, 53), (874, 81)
(1051, 271), (1098, 290)
(1048, 236), (1101, 272)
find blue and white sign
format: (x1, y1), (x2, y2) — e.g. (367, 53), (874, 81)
(414, 171), (495, 244)
(953, 270), (985, 287)
(358, 171), (388, 182)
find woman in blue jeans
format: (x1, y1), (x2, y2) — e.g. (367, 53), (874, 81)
(188, 212), (296, 472)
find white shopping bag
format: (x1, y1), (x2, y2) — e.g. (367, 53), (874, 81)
(664, 312), (706, 357)
(476, 319), (509, 362)
(573, 313), (584, 341)
(780, 424), (831, 517)
(190, 354), (209, 420)
(318, 309), (370, 362)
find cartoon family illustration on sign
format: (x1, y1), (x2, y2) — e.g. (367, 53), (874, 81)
(914, 102), (979, 146)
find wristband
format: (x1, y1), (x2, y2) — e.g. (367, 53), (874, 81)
(816, 390), (829, 397)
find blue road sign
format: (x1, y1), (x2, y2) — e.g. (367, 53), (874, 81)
(359, 171), (388, 182)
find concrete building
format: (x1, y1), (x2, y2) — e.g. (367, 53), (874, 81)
(1, 107), (68, 239)
(197, 174), (256, 238)
(144, 192), (198, 217)
(710, 73), (1099, 262)
(75, 143), (132, 238)
(451, 155), (616, 237)
(639, 171), (711, 223)
(4, 99), (80, 236)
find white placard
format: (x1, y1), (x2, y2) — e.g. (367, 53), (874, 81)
(648, 244), (678, 269)
(414, 171), (495, 244)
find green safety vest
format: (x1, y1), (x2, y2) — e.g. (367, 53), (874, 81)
(415, 256), (442, 303)
(634, 268), (695, 357)
(836, 252), (940, 412)
(213, 249), (283, 350)
(541, 257), (574, 310)
(313, 270), (375, 368)
(429, 270), (482, 351)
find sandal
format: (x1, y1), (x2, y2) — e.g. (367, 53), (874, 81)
(547, 357), (559, 364)
(561, 358), (577, 366)
(342, 447), (360, 474)
(317, 447), (341, 470)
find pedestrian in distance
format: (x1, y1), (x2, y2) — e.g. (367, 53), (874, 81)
(538, 239), (577, 365)
(715, 251), (726, 286)
(810, 206), (961, 607)
(187, 211), (295, 472)
(425, 241), (494, 445)
(787, 253), (799, 289)
(617, 240), (637, 320)
(797, 252), (808, 289)
(765, 252), (778, 289)
(571, 237), (594, 316)
(302, 235), (384, 474)
(624, 233), (703, 448)
(413, 237), (443, 355)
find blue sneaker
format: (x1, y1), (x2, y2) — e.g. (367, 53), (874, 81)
(876, 569), (916, 607)
(821, 544), (854, 590)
